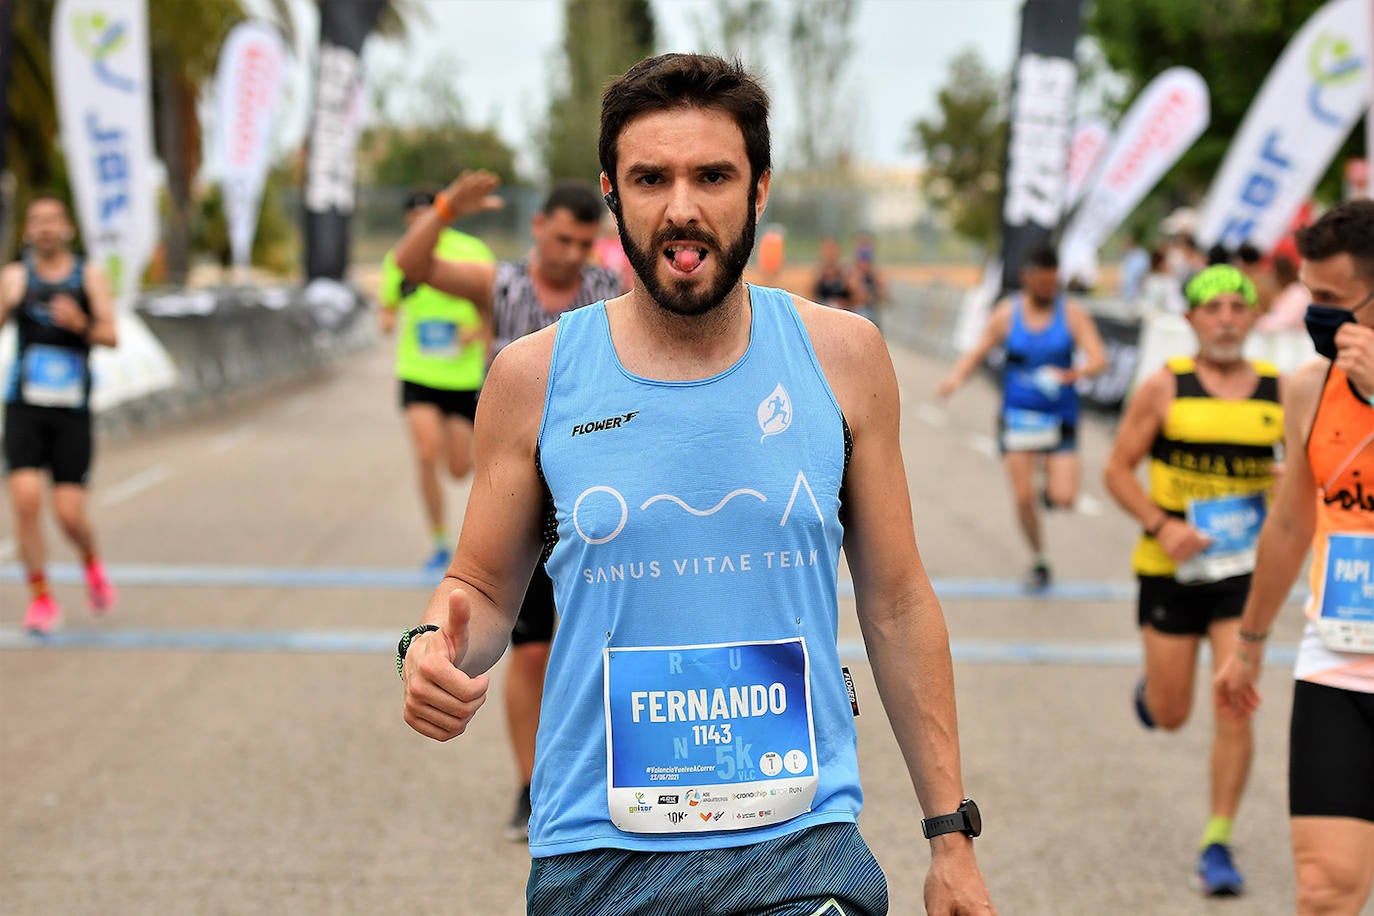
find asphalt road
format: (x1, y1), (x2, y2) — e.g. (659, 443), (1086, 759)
(1, 336), (1353, 915)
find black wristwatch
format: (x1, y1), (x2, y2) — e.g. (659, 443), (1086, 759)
(921, 798), (981, 839)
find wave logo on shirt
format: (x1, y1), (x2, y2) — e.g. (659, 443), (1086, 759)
(758, 383), (792, 441)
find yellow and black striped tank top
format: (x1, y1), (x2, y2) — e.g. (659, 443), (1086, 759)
(1133, 356), (1283, 577)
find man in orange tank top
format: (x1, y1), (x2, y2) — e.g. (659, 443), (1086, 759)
(1216, 200), (1374, 915)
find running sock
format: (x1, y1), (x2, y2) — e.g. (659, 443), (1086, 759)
(1201, 816), (1233, 849)
(1032, 553), (1049, 569)
(28, 571), (49, 598)
(432, 528), (447, 550)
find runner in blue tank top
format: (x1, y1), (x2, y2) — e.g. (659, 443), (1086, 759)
(937, 245), (1107, 592)
(399, 54), (994, 916)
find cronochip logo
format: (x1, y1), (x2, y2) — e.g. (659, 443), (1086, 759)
(72, 12), (136, 92)
(1307, 32), (1365, 127)
(758, 383), (792, 441)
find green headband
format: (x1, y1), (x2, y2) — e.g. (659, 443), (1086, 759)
(1184, 265), (1257, 310)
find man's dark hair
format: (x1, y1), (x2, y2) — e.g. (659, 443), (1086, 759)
(1236, 243), (1262, 265)
(404, 184), (438, 212)
(1150, 247), (1166, 271)
(542, 183), (603, 224)
(1021, 243), (1058, 272)
(598, 53), (770, 192)
(1295, 199), (1374, 284)
(1272, 255), (1298, 287)
(1206, 243), (1231, 266)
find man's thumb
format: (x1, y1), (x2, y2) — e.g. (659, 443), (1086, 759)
(444, 588), (472, 661)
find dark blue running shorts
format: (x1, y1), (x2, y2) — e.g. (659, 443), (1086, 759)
(527, 822), (888, 916)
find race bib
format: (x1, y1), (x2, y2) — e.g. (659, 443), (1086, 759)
(1315, 533), (1374, 653)
(415, 319), (460, 358)
(21, 345), (86, 408)
(603, 638), (818, 834)
(1001, 407), (1061, 452)
(1175, 493), (1266, 584)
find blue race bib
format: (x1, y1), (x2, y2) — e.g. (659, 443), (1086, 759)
(21, 344), (86, 408)
(1316, 533), (1374, 653)
(603, 638), (818, 834)
(1001, 407), (1061, 452)
(1177, 493), (1266, 584)
(415, 319), (460, 358)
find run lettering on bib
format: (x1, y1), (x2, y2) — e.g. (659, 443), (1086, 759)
(603, 638), (818, 834)
(1176, 493), (1266, 584)
(415, 320), (460, 358)
(1316, 533), (1374, 653)
(21, 345), (86, 407)
(1001, 407), (1061, 452)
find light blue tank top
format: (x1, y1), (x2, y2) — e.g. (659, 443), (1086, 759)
(1003, 293), (1078, 422)
(531, 284), (861, 857)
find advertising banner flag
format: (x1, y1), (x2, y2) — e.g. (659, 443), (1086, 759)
(1059, 68), (1210, 285)
(51, 0), (158, 301)
(1196, 0), (1372, 251)
(1065, 117), (1111, 208)
(302, 0), (387, 282)
(214, 21), (289, 272)
(997, 0), (1082, 293)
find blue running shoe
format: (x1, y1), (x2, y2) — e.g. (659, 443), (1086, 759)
(1197, 843), (1244, 897)
(422, 547), (450, 575)
(1133, 676), (1156, 730)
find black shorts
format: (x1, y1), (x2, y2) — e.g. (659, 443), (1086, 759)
(3, 402), (93, 485)
(400, 381), (479, 422)
(1289, 679), (1374, 822)
(1136, 574), (1250, 636)
(511, 564), (556, 646)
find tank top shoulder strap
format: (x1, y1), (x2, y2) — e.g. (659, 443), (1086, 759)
(1008, 293), (1025, 335)
(1166, 356), (1206, 399)
(1249, 360), (1280, 404)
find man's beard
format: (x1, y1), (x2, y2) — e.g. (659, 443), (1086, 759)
(618, 196), (757, 318)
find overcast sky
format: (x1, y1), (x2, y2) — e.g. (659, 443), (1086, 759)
(251, 0), (1023, 176)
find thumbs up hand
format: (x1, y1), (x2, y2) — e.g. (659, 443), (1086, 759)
(402, 588), (491, 742)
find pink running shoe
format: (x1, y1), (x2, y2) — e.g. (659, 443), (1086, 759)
(23, 594), (61, 634)
(86, 561), (117, 613)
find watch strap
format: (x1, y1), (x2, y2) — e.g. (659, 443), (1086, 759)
(396, 624), (441, 680)
(921, 811), (966, 839)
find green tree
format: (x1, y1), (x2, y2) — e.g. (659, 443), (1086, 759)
(691, 0), (775, 72)
(543, 0), (656, 183)
(911, 48), (1006, 247)
(1086, 0), (1352, 204)
(786, 0), (858, 175)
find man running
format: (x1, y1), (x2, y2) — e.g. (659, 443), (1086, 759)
(1103, 265), (1282, 896)
(397, 53), (993, 914)
(394, 181), (622, 841)
(937, 245), (1107, 590)
(1216, 200), (1374, 915)
(2, 194), (118, 633)
(379, 187), (495, 573)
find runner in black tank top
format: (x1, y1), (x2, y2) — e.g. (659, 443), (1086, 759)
(2, 195), (120, 633)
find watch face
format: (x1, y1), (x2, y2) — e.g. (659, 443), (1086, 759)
(961, 798), (982, 837)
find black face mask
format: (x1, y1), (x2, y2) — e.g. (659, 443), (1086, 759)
(1305, 290), (1374, 360)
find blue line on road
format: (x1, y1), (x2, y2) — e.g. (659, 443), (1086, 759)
(0, 627), (1300, 667)
(3, 563), (1309, 605)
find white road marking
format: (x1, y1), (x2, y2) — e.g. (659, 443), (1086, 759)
(1074, 493), (1105, 516)
(209, 424), (257, 454)
(966, 434), (998, 459)
(914, 403), (949, 428)
(97, 464), (173, 507)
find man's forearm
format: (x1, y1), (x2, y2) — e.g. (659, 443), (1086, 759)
(862, 585), (965, 815)
(1238, 519), (1311, 637)
(394, 207), (445, 282)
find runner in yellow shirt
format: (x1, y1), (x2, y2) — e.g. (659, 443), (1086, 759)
(379, 187), (495, 572)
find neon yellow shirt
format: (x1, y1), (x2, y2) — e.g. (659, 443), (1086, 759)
(380, 229), (493, 391)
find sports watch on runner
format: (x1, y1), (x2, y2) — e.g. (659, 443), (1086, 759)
(921, 798), (981, 839)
